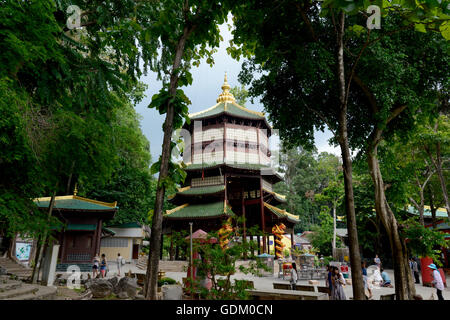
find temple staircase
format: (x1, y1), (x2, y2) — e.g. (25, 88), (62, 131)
(0, 256), (33, 281)
(0, 275), (56, 300)
(136, 256), (188, 272)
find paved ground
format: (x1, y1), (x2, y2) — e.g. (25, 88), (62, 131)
(77, 261), (450, 300)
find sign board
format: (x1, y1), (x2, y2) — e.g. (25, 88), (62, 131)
(15, 242), (32, 261)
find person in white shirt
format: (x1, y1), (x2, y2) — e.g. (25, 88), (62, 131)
(117, 253), (122, 277)
(374, 254), (381, 269)
(290, 262), (298, 290)
(428, 263), (444, 300)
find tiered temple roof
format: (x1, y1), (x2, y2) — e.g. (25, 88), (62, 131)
(163, 74), (299, 232)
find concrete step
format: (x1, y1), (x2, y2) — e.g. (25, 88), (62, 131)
(0, 284), (39, 299)
(5, 285), (57, 300)
(4, 267), (29, 273)
(0, 280), (22, 292)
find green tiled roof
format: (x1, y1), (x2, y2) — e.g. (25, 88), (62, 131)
(34, 196), (117, 211)
(66, 224), (97, 231)
(164, 201), (234, 220)
(406, 206), (448, 218)
(175, 185), (225, 196)
(183, 162), (283, 182)
(264, 189), (287, 203)
(264, 202), (300, 224)
(103, 227), (116, 235)
(108, 222), (141, 228)
(189, 102), (265, 120)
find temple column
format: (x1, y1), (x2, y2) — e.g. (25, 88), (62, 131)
(242, 187), (247, 260)
(291, 230), (295, 249)
(259, 176), (266, 253)
(169, 234), (174, 261)
(257, 235), (261, 255)
(160, 234), (163, 260)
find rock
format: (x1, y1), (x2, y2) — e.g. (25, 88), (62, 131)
(88, 279), (114, 298)
(117, 291), (129, 299)
(115, 277), (138, 299)
(161, 284), (183, 300)
(308, 280), (319, 285)
(0, 266), (7, 275)
(108, 276), (119, 291)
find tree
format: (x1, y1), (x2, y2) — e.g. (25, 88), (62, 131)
(274, 147), (343, 232)
(191, 226), (266, 300)
(231, 0), (366, 299)
(231, 1), (448, 299)
(230, 84), (249, 106)
(143, 0), (232, 299)
(309, 207), (343, 256)
(419, 114), (450, 219)
(0, 0), (159, 281)
(84, 101), (156, 226)
(315, 171), (345, 253)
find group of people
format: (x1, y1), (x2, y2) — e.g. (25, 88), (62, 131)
(289, 253), (445, 301)
(92, 253), (124, 278)
(326, 265), (347, 300)
(289, 263), (347, 300)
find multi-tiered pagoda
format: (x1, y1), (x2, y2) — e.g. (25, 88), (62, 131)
(162, 75), (298, 254)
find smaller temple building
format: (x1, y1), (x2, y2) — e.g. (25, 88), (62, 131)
(100, 222), (147, 262)
(34, 191), (117, 271)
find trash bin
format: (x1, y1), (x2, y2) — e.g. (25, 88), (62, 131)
(256, 253), (275, 277)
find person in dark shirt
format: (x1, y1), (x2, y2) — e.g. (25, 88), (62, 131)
(325, 265), (333, 298)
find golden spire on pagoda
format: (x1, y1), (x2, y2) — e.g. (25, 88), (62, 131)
(73, 183), (78, 196)
(216, 72), (236, 103)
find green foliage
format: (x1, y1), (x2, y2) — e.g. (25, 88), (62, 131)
(158, 277), (177, 287)
(0, 1), (160, 238)
(274, 147), (344, 232)
(321, 0), (450, 40)
(309, 208), (343, 256)
(230, 85), (249, 106)
(401, 218), (448, 265)
(189, 226), (268, 300)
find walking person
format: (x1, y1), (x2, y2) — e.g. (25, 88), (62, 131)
(92, 254), (100, 279)
(100, 253), (108, 278)
(362, 261), (373, 299)
(331, 266), (347, 300)
(412, 258), (420, 284)
(374, 254), (381, 269)
(290, 262), (298, 290)
(428, 264), (444, 300)
(117, 253), (122, 277)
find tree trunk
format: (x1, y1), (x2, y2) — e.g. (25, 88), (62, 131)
(144, 23), (193, 300)
(432, 142), (450, 219)
(169, 235), (175, 261)
(31, 191), (56, 284)
(367, 131), (416, 299)
(66, 160), (76, 195)
(336, 11), (365, 300)
(332, 203), (337, 252)
(428, 185), (437, 229)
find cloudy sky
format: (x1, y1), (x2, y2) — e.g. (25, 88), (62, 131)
(135, 18), (340, 162)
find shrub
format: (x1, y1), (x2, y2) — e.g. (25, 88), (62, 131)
(158, 277), (177, 287)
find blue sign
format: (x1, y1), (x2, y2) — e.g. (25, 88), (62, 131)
(16, 242), (32, 261)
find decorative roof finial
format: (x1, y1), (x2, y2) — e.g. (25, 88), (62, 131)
(217, 72), (235, 103)
(73, 183), (78, 196)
